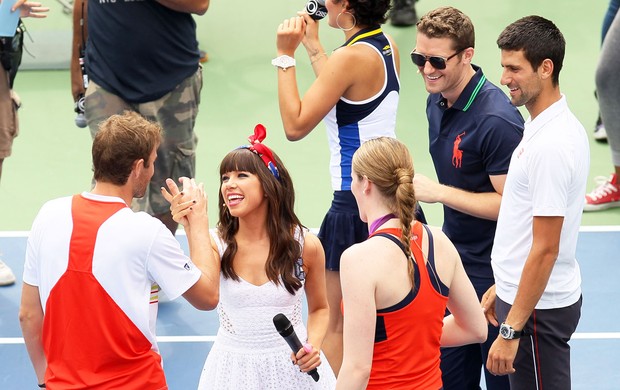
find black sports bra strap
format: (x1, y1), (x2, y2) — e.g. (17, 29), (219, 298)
(373, 232), (408, 256)
(420, 224), (449, 296)
(421, 224), (436, 267)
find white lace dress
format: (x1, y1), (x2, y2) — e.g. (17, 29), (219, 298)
(197, 232), (336, 390)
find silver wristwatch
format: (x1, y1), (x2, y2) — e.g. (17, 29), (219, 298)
(271, 55), (296, 71)
(499, 323), (523, 340)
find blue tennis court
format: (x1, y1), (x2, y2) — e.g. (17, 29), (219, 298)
(1, 227), (619, 389)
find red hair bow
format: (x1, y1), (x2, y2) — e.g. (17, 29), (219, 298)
(245, 124), (280, 180)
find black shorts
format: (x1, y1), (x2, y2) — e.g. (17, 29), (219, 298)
(318, 191), (368, 271)
(496, 296), (582, 390)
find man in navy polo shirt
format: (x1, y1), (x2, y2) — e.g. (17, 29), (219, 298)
(411, 7), (524, 390)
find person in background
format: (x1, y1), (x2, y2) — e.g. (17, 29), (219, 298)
(389, 0), (418, 27)
(166, 125), (336, 389)
(584, 6), (620, 211)
(70, 0), (207, 235)
(412, 6), (523, 389)
(274, 0), (403, 375)
(592, 0), (619, 142)
(336, 137), (487, 389)
(0, 0), (49, 287)
(484, 16), (589, 390)
(19, 112), (220, 389)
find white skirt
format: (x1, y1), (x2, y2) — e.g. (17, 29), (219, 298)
(197, 330), (336, 390)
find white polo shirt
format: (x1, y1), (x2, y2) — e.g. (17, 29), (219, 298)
(491, 95), (589, 309)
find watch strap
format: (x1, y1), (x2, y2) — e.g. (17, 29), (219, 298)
(501, 322), (524, 339)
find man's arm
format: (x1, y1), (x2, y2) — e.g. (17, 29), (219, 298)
(486, 215), (564, 375)
(18, 283), (47, 384)
(71, 0), (87, 102)
(503, 215), (563, 330)
(413, 173), (506, 221)
(155, 0), (209, 15)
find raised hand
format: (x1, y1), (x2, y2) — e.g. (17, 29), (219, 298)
(12, 1), (50, 18)
(276, 15), (306, 56)
(161, 177), (203, 228)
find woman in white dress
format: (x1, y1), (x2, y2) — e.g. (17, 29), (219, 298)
(166, 125), (336, 389)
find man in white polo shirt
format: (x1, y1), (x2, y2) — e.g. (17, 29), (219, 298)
(481, 16), (589, 390)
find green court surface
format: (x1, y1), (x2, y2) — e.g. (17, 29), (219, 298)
(1, 0), (618, 231)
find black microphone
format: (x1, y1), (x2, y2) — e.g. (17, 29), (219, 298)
(273, 313), (320, 382)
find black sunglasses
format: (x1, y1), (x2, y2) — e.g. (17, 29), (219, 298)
(410, 48), (465, 70)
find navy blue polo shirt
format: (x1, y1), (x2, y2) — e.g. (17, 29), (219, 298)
(426, 65), (524, 286)
(86, 0), (199, 103)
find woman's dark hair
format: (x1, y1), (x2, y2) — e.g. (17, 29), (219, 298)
(337, 0), (391, 27)
(217, 148), (305, 294)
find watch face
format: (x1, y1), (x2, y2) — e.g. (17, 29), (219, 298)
(500, 324), (512, 339)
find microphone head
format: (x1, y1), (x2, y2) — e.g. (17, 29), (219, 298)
(273, 313), (293, 335)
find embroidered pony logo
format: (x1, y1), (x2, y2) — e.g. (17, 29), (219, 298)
(452, 131), (466, 168)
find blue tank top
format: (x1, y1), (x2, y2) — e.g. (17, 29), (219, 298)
(324, 27), (399, 190)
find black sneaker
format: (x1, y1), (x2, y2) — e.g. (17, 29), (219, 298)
(390, 0), (418, 27)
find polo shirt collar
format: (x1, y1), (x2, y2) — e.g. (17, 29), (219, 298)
(81, 191), (128, 206)
(523, 94), (567, 140)
(434, 64), (486, 112)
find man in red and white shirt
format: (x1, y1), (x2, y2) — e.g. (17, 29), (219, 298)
(19, 111), (219, 389)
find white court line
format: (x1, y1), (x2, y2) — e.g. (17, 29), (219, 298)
(2, 225), (619, 237)
(571, 332), (620, 340)
(1, 333), (619, 345)
(0, 335), (217, 344)
(578, 226), (620, 232)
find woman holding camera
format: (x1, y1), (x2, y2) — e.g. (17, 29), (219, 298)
(275, 0), (399, 376)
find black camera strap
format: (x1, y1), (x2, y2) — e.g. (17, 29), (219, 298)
(0, 19), (25, 88)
